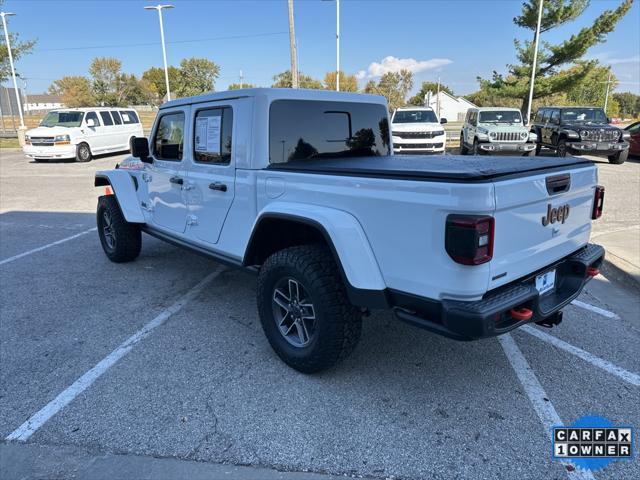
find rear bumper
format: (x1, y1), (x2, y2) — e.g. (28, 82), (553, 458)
(566, 141), (629, 155)
(479, 142), (535, 153)
(393, 243), (605, 340)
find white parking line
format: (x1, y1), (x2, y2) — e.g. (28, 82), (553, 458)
(570, 300), (620, 320)
(498, 334), (595, 480)
(6, 269), (223, 442)
(520, 325), (640, 386)
(0, 227), (97, 266)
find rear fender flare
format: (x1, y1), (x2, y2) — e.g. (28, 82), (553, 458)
(247, 203), (386, 293)
(95, 170), (145, 223)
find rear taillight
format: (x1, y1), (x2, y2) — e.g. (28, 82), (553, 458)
(445, 215), (494, 265)
(592, 185), (605, 220)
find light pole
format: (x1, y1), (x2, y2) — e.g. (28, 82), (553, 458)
(525, 0), (544, 125)
(144, 4), (174, 102)
(1, 11), (25, 129)
(287, 0), (299, 88)
(323, 0), (340, 91)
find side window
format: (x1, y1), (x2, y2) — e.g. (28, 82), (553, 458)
(471, 112), (477, 126)
(542, 109), (551, 123)
(550, 110), (560, 125)
(153, 112), (185, 161)
(194, 107), (233, 164)
(99, 111), (114, 126)
(120, 110), (138, 124)
(85, 111), (100, 126)
(127, 110), (140, 123)
(111, 111), (122, 125)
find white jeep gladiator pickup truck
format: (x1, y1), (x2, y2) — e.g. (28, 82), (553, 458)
(95, 88), (605, 373)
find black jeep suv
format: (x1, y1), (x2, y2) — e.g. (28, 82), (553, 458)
(531, 107), (630, 164)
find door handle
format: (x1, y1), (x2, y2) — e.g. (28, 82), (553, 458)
(169, 176), (183, 185)
(209, 182), (227, 192)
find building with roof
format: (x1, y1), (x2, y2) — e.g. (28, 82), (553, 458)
(24, 93), (65, 113)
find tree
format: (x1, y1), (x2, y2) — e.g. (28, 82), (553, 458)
(89, 57), (124, 106)
(49, 76), (94, 107)
(408, 81), (454, 106)
(142, 66), (181, 105)
(175, 57), (220, 97)
(478, 0), (633, 115)
(612, 92), (640, 118)
(272, 70), (323, 89)
(228, 83), (257, 90)
(0, 0), (36, 83)
(564, 65), (619, 115)
(363, 70), (413, 111)
(323, 71), (358, 92)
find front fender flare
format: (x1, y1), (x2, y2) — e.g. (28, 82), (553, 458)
(248, 203), (387, 305)
(95, 170), (145, 223)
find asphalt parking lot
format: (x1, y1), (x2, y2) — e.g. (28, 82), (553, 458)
(1, 149), (639, 480)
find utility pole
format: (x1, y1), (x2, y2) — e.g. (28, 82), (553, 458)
(603, 71), (613, 113)
(526, 0), (544, 124)
(21, 77), (28, 115)
(436, 77), (441, 118)
(336, 0), (340, 91)
(144, 5), (174, 102)
(1, 11), (25, 130)
(239, 70), (244, 89)
(288, 0), (299, 88)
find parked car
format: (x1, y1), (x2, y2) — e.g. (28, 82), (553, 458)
(531, 106), (629, 164)
(23, 108), (144, 162)
(391, 106), (447, 154)
(624, 121), (640, 157)
(95, 88), (605, 373)
(460, 107), (536, 156)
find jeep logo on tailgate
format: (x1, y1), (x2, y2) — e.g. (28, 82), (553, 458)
(542, 204), (570, 226)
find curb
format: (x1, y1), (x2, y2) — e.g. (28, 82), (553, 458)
(601, 256), (640, 293)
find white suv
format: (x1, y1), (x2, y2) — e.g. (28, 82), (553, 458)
(391, 107), (447, 154)
(24, 108), (144, 162)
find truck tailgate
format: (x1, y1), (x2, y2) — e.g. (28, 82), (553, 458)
(489, 165), (597, 290)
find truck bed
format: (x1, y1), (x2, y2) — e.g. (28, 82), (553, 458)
(267, 155), (594, 182)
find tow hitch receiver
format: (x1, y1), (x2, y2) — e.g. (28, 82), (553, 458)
(536, 311), (563, 328)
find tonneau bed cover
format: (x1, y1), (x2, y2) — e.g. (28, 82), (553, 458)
(267, 155), (594, 182)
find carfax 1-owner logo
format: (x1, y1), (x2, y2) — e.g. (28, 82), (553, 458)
(552, 415), (635, 472)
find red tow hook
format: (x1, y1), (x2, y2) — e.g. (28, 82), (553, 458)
(509, 307), (533, 321)
(586, 266), (600, 277)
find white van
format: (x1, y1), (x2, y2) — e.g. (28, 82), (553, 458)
(23, 108), (144, 162)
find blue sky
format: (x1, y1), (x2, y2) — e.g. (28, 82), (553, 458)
(4, 0), (640, 96)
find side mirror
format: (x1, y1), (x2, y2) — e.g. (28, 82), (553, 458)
(607, 117), (611, 124)
(86, 118), (96, 127)
(131, 137), (151, 163)
(440, 118), (448, 124)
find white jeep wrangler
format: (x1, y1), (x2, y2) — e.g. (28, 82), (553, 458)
(95, 88), (605, 373)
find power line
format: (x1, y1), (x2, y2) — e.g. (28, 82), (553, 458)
(36, 31), (288, 52)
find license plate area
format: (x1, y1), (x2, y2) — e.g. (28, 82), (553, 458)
(596, 142), (610, 150)
(535, 269), (556, 296)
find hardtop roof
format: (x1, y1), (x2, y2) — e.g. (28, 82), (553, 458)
(160, 88), (387, 110)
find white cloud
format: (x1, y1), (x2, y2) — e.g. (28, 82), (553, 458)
(588, 52), (640, 65)
(357, 56), (453, 79)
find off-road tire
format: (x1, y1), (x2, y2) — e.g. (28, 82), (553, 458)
(97, 195), (141, 263)
(608, 149), (628, 165)
(472, 138), (480, 155)
(257, 244), (362, 373)
(555, 138), (568, 157)
(459, 133), (469, 155)
(76, 142), (92, 162)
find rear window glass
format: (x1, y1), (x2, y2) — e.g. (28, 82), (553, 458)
(269, 100), (390, 164)
(111, 111), (122, 125)
(99, 111), (114, 126)
(120, 110), (139, 124)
